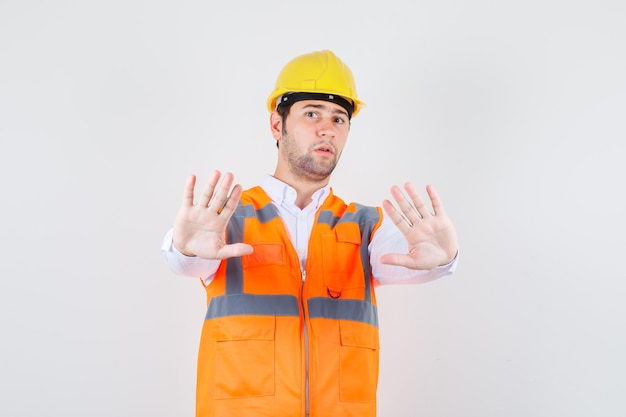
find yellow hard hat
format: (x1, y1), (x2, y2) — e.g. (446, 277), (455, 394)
(266, 50), (365, 118)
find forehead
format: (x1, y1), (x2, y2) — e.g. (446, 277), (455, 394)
(291, 100), (348, 116)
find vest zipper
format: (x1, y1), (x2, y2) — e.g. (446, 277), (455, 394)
(301, 268), (310, 417)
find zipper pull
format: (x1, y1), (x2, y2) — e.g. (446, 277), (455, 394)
(301, 269), (306, 282)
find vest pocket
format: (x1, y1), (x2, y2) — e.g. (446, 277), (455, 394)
(339, 320), (379, 402)
(214, 316), (276, 399)
(242, 243), (285, 268)
(322, 223), (364, 290)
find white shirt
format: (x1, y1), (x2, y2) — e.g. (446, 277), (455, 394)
(161, 175), (457, 285)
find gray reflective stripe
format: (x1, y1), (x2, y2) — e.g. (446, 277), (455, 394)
(308, 297), (379, 327)
(225, 208), (245, 294)
(317, 205), (380, 303)
(317, 206), (380, 229)
(317, 210), (341, 228)
(206, 294), (300, 319)
(236, 202), (279, 224)
(224, 201), (281, 295)
(354, 204), (379, 304)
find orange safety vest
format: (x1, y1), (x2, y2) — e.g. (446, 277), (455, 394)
(196, 186), (383, 417)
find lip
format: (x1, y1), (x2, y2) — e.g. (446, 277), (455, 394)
(313, 143), (335, 155)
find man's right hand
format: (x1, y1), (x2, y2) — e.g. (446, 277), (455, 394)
(172, 170), (253, 259)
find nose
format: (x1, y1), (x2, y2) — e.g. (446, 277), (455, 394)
(317, 117), (336, 138)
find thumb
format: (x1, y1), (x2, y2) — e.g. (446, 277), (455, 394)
(380, 253), (411, 268)
(216, 243), (254, 259)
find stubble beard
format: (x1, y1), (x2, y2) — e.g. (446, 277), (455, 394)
(281, 128), (339, 183)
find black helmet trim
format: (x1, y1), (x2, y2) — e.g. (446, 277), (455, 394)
(276, 92), (354, 119)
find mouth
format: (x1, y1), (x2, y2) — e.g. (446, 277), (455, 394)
(313, 144), (335, 156)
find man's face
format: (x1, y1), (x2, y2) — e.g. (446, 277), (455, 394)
(278, 100), (350, 182)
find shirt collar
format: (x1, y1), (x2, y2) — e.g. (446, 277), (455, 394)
(261, 174), (330, 210)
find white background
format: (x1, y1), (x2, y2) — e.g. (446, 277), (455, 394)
(1, 1), (625, 416)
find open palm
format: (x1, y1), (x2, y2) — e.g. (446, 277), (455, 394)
(172, 170), (253, 260)
(381, 182), (458, 270)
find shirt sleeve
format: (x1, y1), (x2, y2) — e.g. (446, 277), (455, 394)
(369, 215), (458, 286)
(160, 228), (221, 284)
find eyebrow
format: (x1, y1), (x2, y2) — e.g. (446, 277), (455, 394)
(301, 103), (349, 118)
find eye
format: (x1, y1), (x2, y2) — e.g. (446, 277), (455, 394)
(334, 116), (346, 124)
(305, 111), (318, 118)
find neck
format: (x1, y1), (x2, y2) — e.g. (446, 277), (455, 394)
(272, 170), (330, 210)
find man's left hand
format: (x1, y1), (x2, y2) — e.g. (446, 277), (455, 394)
(381, 182), (459, 270)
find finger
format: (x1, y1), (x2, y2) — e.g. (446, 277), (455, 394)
(216, 183), (243, 218)
(426, 184), (447, 216)
(182, 175), (197, 207)
(382, 199), (411, 235)
(404, 182), (432, 219)
(208, 172), (235, 212)
(389, 185), (422, 225)
(198, 170), (221, 207)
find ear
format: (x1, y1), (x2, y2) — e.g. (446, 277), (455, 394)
(269, 111), (282, 141)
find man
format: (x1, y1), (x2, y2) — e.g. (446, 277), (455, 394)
(161, 49), (459, 417)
